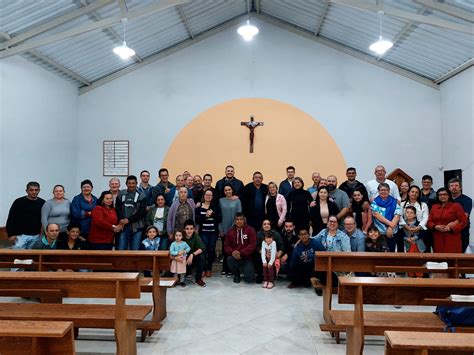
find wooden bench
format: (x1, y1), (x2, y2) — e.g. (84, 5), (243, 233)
(384, 330), (474, 355)
(0, 249), (173, 339)
(0, 320), (75, 355)
(0, 271), (151, 355)
(315, 252), (474, 327)
(324, 277), (474, 355)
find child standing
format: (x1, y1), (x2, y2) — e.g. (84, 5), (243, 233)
(142, 226), (161, 251)
(170, 230), (191, 287)
(402, 206), (426, 253)
(403, 206), (425, 277)
(261, 231), (277, 289)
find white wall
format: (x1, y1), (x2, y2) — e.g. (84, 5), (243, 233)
(0, 56), (78, 223)
(78, 21), (442, 191)
(440, 66), (473, 196)
(440, 66), (473, 241)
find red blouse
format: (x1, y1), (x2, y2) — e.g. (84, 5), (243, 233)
(427, 202), (467, 233)
(89, 205), (118, 244)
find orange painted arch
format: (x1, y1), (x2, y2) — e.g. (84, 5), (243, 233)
(162, 98), (347, 186)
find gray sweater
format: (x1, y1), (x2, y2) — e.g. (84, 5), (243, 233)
(219, 197), (242, 234)
(41, 199), (71, 232)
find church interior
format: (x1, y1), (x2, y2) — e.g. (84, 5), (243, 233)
(0, 0), (473, 354)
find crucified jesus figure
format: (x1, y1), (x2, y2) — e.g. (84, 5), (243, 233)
(241, 115), (264, 153)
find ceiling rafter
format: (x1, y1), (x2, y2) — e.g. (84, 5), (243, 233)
(377, 7), (428, 61)
(177, 5), (194, 40)
(255, 13), (439, 90)
(314, 0), (330, 36)
(79, 14), (248, 95)
(0, 0), (191, 59)
(435, 59), (473, 84)
(79, 0), (143, 63)
(0, 0), (115, 50)
(0, 32), (90, 86)
(328, 0), (473, 34)
(117, 0), (128, 17)
(415, 0), (474, 23)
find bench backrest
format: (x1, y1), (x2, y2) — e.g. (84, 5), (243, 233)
(385, 330), (474, 351)
(0, 271), (141, 299)
(338, 277), (474, 306)
(0, 250), (170, 271)
(0, 320), (73, 337)
(315, 252), (474, 274)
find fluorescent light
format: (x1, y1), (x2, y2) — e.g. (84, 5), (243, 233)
(237, 20), (259, 41)
(369, 35), (393, 55)
(113, 41), (135, 59)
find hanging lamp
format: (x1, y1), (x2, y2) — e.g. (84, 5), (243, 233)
(113, 18), (136, 59)
(369, 11), (393, 55)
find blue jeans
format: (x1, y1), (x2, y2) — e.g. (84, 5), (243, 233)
(159, 235), (169, 250)
(13, 234), (39, 249)
(200, 231), (218, 271)
(117, 226), (142, 250)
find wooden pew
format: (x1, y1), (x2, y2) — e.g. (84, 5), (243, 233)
(0, 227), (7, 240)
(331, 277), (474, 355)
(0, 249), (172, 338)
(384, 331), (474, 355)
(0, 271), (151, 355)
(315, 252), (474, 326)
(0, 320), (75, 355)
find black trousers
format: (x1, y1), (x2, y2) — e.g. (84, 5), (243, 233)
(288, 261), (313, 286)
(227, 256), (255, 283)
(186, 253), (205, 282)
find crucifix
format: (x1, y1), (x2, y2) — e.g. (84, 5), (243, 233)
(241, 115), (264, 153)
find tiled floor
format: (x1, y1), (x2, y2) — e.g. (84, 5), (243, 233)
(71, 275), (432, 354)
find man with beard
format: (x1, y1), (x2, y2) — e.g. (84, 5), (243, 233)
(449, 178), (472, 253)
(280, 220), (299, 275)
(338, 167), (368, 199)
(215, 165), (244, 198)
(326, 175), (350, 225)
(241, 172), (268, 231)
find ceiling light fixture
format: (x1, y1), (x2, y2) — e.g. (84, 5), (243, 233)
(113, 18), (135, 59)
(237, 19), (259, 41)
(369, 11), (393, 55)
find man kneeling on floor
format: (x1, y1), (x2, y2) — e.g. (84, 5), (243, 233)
(287, 228), (324, 288)
(183, 220), (207, 287)
(225, 213), (257, 284)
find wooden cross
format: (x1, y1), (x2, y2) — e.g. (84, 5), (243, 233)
(241, 115), (264, 153)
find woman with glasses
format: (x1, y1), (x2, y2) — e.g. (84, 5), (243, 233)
(312, 215), (351, 252)
(427, 188), (467, 253)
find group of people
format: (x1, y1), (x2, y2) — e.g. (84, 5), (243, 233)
(5, 164), (472, 289)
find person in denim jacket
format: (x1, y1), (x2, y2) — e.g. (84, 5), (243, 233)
(312, 215), (351, 252)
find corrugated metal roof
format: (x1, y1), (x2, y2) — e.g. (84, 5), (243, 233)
(0, 0), (79, 35)
(0, 0), (472, 92)
(183, 0), (247, 36)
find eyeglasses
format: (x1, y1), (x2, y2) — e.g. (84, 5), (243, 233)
(328, 220), (338, 224)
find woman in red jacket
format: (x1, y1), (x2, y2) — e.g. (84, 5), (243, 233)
(427, 188), (467, 253)
(89, 191), (122, 250)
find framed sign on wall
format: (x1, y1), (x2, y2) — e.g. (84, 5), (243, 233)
(103, 140), (129, 176)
